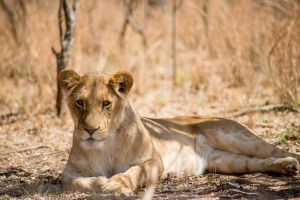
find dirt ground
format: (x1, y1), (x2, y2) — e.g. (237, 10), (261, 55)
(0, 97), (299, 200)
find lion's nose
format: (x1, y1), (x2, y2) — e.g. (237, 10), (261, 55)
(84, 127), (99, 136)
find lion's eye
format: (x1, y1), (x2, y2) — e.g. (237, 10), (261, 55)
(103, 101), (111, 108)
(76, 100), (84, 107)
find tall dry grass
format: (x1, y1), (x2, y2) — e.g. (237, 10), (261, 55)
(0, 0), (299, 115)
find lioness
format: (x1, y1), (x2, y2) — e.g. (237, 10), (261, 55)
(59, 69), (300, 195)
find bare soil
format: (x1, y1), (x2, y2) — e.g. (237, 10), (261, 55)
(0, 107), (299, 199)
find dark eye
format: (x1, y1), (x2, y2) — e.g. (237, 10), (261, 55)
(103, 101), (111, 108)
(76, 100), (84, 107)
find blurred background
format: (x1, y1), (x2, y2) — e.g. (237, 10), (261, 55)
(0, 0), (299, 117)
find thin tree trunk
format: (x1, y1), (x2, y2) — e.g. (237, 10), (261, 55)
(171, 0), (183, 86)
(52, 0), (80, 116)
(172, 0), (177, 86)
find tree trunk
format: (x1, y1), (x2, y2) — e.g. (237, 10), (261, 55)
(52, 0), (80, 116)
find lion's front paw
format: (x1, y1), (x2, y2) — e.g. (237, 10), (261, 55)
(280, 157), (299, 176)
(102, 174), (133, 195)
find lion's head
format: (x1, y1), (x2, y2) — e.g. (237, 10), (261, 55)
(59, 70), (133, 149)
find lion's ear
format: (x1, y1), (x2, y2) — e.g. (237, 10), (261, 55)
(109, 71), (133, 97)
(58, 69), (82, 92)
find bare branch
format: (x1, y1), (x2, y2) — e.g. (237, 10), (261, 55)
(230, 104), (300, 117)
(267, 29), (287, 72)
(51, 47), (57, 56)
(175, 0), (183, 9)
(58, 0), (63, 45)
(0, 0), (19, 45)
(1, 145), (51, 156)
(120, 0), (135, 47)
(120, 0), (147, 48)
(73, 0), (80, 12)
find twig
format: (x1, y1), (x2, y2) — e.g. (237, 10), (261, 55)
(0, 112), (24, 120)
(230, 104), (300, 117)
(255, 122), (273, 128)
(1, 145), (51, 156)
(0, 112), (26, 125)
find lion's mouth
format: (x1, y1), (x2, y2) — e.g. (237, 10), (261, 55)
(85, 137), (105, 142)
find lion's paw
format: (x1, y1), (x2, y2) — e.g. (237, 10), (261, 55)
(102, 174), (133, 195)
(280, 157), (299, 176)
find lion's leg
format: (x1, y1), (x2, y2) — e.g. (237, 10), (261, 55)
(203, 125), (300, 162)
(102, 157), (163, 195)
(62, 176), (108, 193)
(207, 149), (299, 175)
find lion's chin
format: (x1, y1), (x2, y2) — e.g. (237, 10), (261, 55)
(80, 139), (105, 150)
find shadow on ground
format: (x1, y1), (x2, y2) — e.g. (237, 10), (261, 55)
(1, 171), (299, 199)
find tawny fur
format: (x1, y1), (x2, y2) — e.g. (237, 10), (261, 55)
(59, 70), (300, 195)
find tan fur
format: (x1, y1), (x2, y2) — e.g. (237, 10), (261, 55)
(59, 70), (300, 195)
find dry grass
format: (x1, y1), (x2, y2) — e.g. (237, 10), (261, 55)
(0, 0), (299, 115)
